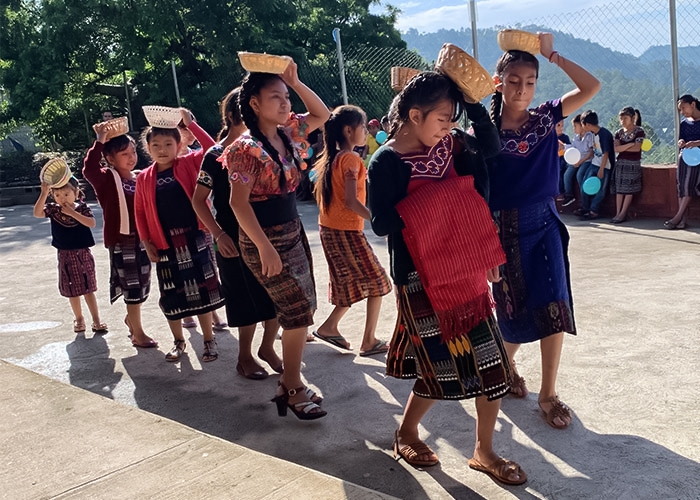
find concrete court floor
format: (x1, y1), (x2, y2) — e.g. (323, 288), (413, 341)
(1, 200), (699, 500)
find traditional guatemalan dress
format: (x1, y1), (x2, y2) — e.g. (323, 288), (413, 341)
(677, 117), (700, 197)
(318, 151), (391, 307)
(369, 123), (512, 401)
(221, 113), (316, 330)
(44, 201), (98, 298)
(612, 126), (645, 195)
(197, 145), (277, 327)
(82, 141), (151, 304)
(488, 99), (576, 344)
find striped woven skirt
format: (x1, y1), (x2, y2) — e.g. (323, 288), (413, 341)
(109, 233), (151, 304)
(492, 199), (576, 344)
(57, 248), (97, 298)
(387, 271), (512, 401)
(155, 227), (225, 321)
(319, 226), (392, 307)
(611, 158), (642, 194)
(239, 218), (316, 329)
(676, 157), (700, 197)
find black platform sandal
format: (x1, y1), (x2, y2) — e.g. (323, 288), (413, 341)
(270, 381), (322, 405)
(272, 383), (327, 420)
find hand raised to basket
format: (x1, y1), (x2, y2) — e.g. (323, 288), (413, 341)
(280, 58), (300, 88)
(538, 32), (555, 60)
(179, 108), (195, 126)
(93, 122), (109, 144)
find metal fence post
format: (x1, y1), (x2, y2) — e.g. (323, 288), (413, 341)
(171, 60), (181, 107)
(333, 28), (349, 105)
(469, 0), (479, 60)
(669, 0), (680, 154)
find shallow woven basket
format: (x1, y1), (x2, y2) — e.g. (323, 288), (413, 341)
(391, 66), (421, 92)
(238, 52), (292, 74)
(101, 116), (129, 140)
(142, 105), (181, 129)
(435, 43), (495, 103)
(497, 29), (540, 55)
(39, 158), (71, 188)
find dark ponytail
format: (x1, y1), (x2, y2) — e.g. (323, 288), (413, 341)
(678, 94), (700, 109)
(314, 105), (366, 211)
(619, 106), (642, 126)
(217, 87), (243, 141)
(239, 73), (300, 190)
(489, 50), (540, 131)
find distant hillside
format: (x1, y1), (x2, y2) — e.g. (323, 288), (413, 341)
(401, 26), (700, 162)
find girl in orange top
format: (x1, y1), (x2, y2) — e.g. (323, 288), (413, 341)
(313, 105), (392, 356)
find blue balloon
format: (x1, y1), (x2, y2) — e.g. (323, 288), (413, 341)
(582, 176), (601, 195)
(683, 147), (700, 167)
(375, 130), (388, 145)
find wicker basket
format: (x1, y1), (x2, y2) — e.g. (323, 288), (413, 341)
(435, 43), (495, 103)
(391, 66), (421, 92)
(142, 105), (181, 129)
(101, 116), (129, 140)
(497, 29), (540, 55)
(39, 158), (71, 188)
(238, 52), (292, 74)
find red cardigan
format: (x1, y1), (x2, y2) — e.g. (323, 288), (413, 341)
(82, 141), (138, 247)
(134, 122), (215, 250)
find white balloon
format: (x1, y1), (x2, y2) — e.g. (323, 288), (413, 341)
(564, 147), (581, 165)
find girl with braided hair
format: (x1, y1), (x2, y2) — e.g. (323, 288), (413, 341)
(487, 33), (600, 429)
(221, 59), (330, 420)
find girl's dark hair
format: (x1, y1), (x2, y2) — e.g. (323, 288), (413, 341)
(489, 50), (540, 130)
(678, 94), (700, 108)
(387, 71), (464, 138)
(139, 127), (181, 160)
(217, 87), (243, 141)
(572, 114), (582, 124)
(239, 72), (300, 190)
(314, 105), (366, 211)
(619, 106), (642, 126)
(580, 110), (599, 126)
(51, 177), (84, 201)
(103, 134), (135, 158)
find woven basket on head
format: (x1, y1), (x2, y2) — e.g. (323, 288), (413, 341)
(142, 106), (181, 129)
(40, 158), (71, 188)
(391, 66), (421, 92)
(238, 52), (292, 74)
(435, 43), (495, 103)
(100, 116), (129, 141)
(497, 29), (540, 55)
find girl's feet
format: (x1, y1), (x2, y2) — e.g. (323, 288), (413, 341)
(91, 322), (109, 334)
(257, 348), (283, 374)
(393, 429), (439, 467)
(73, 318), (86, 333)
(236, 357), (268, 379)
(538, 396), (572, 428)
(165, 340), (186, 362)
(272, 383), (326, 420)
(182, 317), (197, 328)
(202, 339), (218, 362)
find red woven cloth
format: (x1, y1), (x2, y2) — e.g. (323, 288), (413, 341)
(396, 175), (506, 343)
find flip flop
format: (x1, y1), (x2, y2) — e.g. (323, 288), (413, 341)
(359, 339), (389, 357)
(312, 330), (351, 350)
(131, 337), (159, 348)
(182, 319), (197, 328)
(468, 457), (527, 485)
(212, 321), (228, 331)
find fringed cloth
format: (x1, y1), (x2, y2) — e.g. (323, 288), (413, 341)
(396, 175), (505, 344)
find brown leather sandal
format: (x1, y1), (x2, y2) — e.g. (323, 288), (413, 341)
(468, 457), (527, 485)
(539, 396), (572, 429)
(510, 373), (528, 398)
(392, 430), (439, 467)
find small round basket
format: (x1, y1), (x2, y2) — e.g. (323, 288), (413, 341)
(101, 116), (129, 141)
(391, 66), (421, 92)
(497, 29), (540, 55)
(39, 158), (71, 188)
(142, 106), (181, 129)
(238, 52), (292, 74)
(435, 43), (495, 103)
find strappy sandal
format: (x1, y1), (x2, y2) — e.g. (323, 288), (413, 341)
(92, 322), (108, 334)
(539, 396), (572, 429)
(165, 339), (186, 362)
(270, 381), (322, 405)
(202, 339), (218, 362)
(468, 457), (527, 485)
(73, 319), (86, 333)
(510, 373), (529, 398)
(271, 383), (327, 420)
(392, 430), (439, 467)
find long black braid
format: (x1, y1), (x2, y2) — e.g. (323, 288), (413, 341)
(386, 71), (464, 139)
(239, 73), (300, 191)
(489, 50), (539, 131)
(217, 87), (243, 141)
